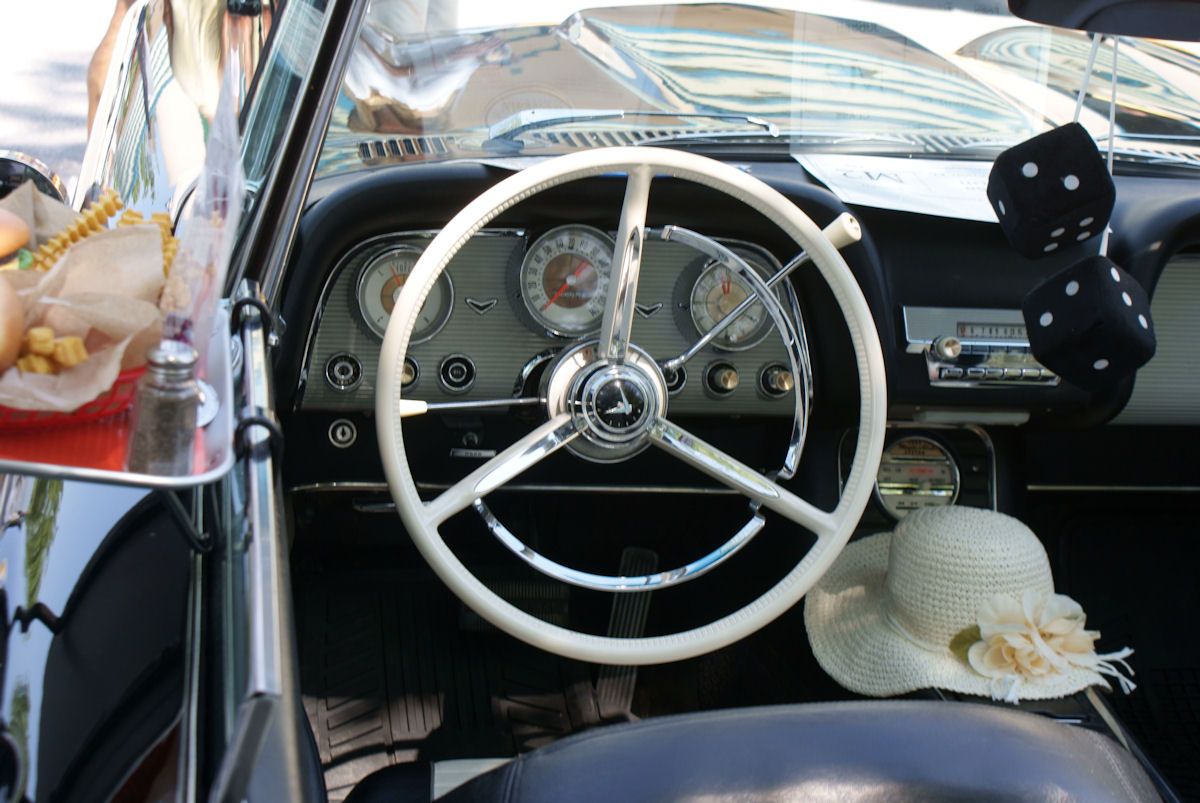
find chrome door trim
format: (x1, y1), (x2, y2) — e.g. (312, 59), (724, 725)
(208, 285), (299, 803)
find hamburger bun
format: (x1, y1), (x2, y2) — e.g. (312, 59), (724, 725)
(0, 208), (31, 269)
(0, 276), (22, 373)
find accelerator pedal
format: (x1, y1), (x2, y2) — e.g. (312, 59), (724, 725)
(597, 547), (659, 721)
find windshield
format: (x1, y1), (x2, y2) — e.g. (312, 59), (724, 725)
(314, 0), (1200, 176)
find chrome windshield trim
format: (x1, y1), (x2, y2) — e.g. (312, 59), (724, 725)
(247, 0), (374, 307)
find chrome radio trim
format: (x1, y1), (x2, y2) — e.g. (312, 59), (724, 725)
(902, 305), (1059, 388)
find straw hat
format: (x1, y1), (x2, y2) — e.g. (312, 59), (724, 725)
(804, 506), (1133, 703)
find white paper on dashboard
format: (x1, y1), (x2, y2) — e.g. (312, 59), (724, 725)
(793, 154), (998, 222)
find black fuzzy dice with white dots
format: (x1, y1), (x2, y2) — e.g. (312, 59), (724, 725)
(987, 123), (1115, 259)
(1021, 256), (1155, 391)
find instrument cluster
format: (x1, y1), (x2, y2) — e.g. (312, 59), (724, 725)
(300, 226), (800, 417)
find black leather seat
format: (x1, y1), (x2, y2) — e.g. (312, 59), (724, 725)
(350, 700), (1161, 802)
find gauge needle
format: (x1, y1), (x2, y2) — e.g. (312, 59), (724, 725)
(542, 259), (593, 311)
(721, 269), (732, 294)
(606, 384), (633, 416)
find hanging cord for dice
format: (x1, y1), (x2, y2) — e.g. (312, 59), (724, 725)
(1071, 33), (1120, 257)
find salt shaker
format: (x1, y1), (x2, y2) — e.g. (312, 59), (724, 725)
(126, 340), (201, 475)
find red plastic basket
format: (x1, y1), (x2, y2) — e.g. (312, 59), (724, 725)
(0, 367), (144, 429)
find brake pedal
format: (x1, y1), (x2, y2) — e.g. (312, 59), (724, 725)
(597, 547), (658, 721)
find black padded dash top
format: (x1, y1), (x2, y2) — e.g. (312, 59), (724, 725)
(429, 701), (1159, 803)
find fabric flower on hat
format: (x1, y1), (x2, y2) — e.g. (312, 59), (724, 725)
(963, 589), (1134, 704)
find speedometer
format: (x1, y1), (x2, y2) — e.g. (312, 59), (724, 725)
(518, 225), (613, 337)
(874, 436), (960, 519)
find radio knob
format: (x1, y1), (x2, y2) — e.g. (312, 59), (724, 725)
(931, 335), (963, 361)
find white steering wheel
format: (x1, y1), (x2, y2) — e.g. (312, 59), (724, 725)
(377, 147), (886, 665)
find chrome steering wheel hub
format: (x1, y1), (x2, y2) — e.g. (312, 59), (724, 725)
(543, 341), (667, 462)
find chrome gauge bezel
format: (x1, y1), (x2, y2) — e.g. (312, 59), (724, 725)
(356, 244), (453, 342)
(674, 247), (778, 352)
(516, 224), (614, 338)
(874, 435), (961, 520)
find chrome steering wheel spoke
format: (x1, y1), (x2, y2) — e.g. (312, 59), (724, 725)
(423, 413), (582, 525)
(598, 165), (652, 363)
(648, 417), (837, 541)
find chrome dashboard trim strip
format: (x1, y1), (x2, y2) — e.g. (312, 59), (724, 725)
(289, 481), (739, 496)
(1027, 484), (1200, 493)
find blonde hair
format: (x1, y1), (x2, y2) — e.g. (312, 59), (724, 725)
(168, 0), (224, 120)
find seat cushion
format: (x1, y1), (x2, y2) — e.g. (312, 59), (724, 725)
(437, 700), (1159, 802)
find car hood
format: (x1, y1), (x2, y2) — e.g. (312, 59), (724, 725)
(318, 3), (1035, 175)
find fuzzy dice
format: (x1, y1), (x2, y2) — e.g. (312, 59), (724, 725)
(1022, 256), (1155, 391)
(987, 123), (1115, 259)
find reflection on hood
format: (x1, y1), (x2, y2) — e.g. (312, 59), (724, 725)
(322, 3), (1039, 172)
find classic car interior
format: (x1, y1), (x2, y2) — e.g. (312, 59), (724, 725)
(274, 145), (1199, 802)
(2, 0), (1198, 800)
(270, 2), (1198, 800)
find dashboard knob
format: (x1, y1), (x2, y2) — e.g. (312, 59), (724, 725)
(706, 363), (739, 394)
(931, 335), (963, 361)
(761, 365), (794, 396)
(401, 357), (418, 387)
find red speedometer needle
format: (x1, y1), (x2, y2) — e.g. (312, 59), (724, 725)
(721, 270), (732, 294)
(542, 259), (593, 311)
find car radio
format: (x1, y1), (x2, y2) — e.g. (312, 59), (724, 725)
(903, 306), (1059, 388)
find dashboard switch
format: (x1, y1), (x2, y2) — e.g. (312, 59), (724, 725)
(325, 353), (363, 391)
(439, 355), (476, 393)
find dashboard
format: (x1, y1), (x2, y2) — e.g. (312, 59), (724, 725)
(276, 158), (1200, 512)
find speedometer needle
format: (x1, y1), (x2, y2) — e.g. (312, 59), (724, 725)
(542, 259), (593, 311)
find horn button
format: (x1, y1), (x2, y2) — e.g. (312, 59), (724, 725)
(584, 371), (651, 438)
(543, 342), (667, 462)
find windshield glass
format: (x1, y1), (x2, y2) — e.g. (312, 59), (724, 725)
(316, 0), (1200, 176)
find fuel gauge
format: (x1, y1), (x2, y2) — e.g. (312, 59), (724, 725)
(675, 250), (777, 351)
(357, 245), (453, 342)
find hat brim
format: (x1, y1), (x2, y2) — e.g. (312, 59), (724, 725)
(803, 531), (1110, 701)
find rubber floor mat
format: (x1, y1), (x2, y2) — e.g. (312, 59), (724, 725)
(1106, 667), (1200, 801)
(294, 571), (602, 802)
(1031, 499), (1200, 801)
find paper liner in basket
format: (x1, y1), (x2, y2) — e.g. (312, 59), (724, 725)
(0, 225), (165, 413)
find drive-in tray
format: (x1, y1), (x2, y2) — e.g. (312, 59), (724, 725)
(0, 308), (236, 489)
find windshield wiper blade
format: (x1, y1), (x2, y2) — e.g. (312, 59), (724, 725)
(485, 108), (778, 150)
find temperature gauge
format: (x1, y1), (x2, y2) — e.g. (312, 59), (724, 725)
(356, 245), (453, 342)
(874, 436), (960, 519)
